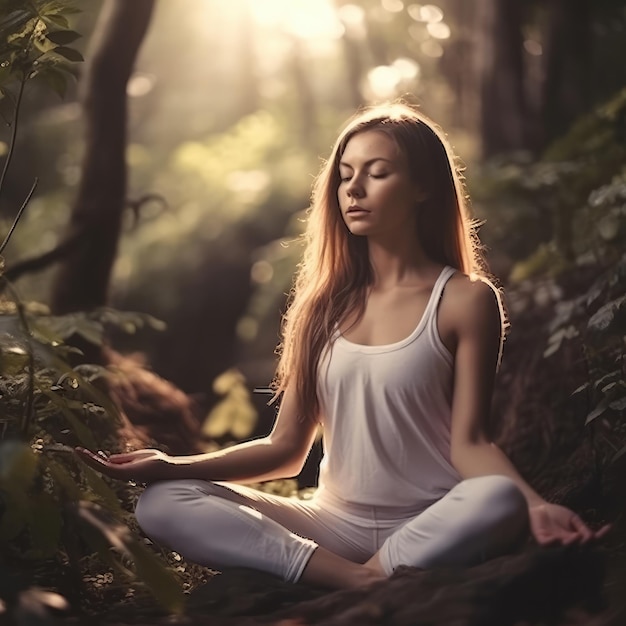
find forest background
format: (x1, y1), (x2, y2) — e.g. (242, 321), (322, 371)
(1, 0), (625, 624)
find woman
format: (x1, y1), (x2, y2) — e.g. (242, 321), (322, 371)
(76, 103), (608, 590)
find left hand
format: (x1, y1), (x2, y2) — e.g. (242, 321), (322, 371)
(74, 447), (176, 483)
(529, 502), (611, 546)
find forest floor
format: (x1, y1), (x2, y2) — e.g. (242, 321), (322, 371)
(51, 525), (626, 626)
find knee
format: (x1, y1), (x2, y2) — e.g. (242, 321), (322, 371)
(135, 480), (189, 539)
(475, 475), (528, 526)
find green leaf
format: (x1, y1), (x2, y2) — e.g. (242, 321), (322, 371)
(37, 384), (99, 450)
(95, 307), (167, 334)
(33, 33), (56, 54)
(593, 370), (622, 391)
(45, 29), (80, 45)
(0, 344), (29, 374)
(587, 295), (626, 336)
(43, 14), (69, 28)
(53, 46), (83, 62)
(58, 8), (81, 16)
(0, 439), (38, 491)
(6, 17), (37, 46)
(585, 398), (610, 425)
(46, 458), (85, 501)
(29, 318), (67, 345)
(33, 312), (105, 345)
(81, 464), (123, 513)
(45, 351), (123, 425)
(570, 382), (589, 397)
(612, 444), (626, 464)
(127, 538), (186, 614)
(77, 518), (134, 578)
(76, 501), (185, 613)
(35, 65), (68, 97)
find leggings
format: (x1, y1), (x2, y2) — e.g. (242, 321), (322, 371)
(135, 475), (529, 583)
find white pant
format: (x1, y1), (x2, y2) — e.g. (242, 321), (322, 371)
(135, 475), (529, 583)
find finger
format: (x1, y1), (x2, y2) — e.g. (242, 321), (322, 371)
(532, 528), (560, 546)
(561, 533), (582, 546)
(75, 447), (104, 462)
(75, 447), (112, 466)
(594, 524), (612, 540)
(74, 448), (123, 476)
(570, 516), (594, 543)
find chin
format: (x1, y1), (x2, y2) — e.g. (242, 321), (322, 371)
(347, 224), (373, 237)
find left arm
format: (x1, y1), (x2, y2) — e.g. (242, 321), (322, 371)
(445, 277), (609, 545)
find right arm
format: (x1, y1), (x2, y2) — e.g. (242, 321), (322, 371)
(75, 385), (319, 484)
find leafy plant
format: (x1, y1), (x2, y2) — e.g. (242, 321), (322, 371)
(0, 0), (186, 617)
(0, 0), (83, 99)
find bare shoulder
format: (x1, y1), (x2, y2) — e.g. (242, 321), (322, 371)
(440, 272), (503, 337)
(446, 273), (500, 310)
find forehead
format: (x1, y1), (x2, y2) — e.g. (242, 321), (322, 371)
(339, 130), (402, 166)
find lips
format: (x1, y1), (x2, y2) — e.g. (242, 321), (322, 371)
(346, 205), (369, 214)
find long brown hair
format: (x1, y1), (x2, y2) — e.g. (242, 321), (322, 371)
(274, 103), (491, 422)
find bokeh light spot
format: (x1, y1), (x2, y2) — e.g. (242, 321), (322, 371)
(338, 4), (367, 38)
(382, 0), (404, 13)
(251, 260), (274, 284)
(367, 65), (402, 99)
(426, 21), (450, 39)
(392, 57), (420, 80)
(524, 39), (543, 55)
(421, 40), (443, 57)
(419, 4), (444, 22)
(127, 73), (156, 98)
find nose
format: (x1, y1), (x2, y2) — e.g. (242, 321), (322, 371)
(345, 176), (363, 199)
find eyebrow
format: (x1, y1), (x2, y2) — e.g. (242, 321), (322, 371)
(338, 157), (394, 168)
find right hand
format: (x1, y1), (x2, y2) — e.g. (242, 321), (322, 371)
(74, 447), (176, 483)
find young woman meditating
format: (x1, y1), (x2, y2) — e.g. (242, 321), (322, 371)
(76, 103), (609, 590)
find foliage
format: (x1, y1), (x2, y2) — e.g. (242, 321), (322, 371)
(548, 248), (626, 465)
(202, 368), (258, 440)
(0, 303), (185, 615)
(0, 2), (186, 619)
(472, 88), (626, 279)
(476, 91), (626, 482)
(0, 0), (83, 101)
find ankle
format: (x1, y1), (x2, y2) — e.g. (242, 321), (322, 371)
(351, 563), (385, 588)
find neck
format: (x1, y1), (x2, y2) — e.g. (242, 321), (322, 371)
(367, 236), (439, 289)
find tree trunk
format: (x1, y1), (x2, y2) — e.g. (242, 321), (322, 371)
(479, 0), (528, 157)
(540, 0), (592, 147)
(50, 0), (155, 314)
(438, 0), (481, 131)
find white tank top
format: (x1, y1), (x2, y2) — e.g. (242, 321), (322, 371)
(315, 265), (461, 520)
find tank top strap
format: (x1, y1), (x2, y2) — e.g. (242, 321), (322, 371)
(421, 265), (456, 362)
(424, 265), (457, 326)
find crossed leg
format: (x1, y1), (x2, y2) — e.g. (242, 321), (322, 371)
(134, 475), (529, 590)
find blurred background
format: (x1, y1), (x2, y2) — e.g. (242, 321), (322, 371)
(1, 0), (625, 457)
